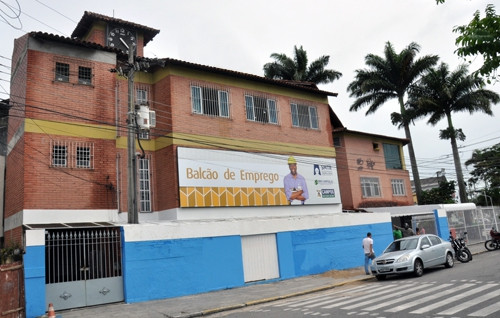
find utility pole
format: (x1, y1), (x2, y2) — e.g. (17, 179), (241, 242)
(127, 45), (138, 224)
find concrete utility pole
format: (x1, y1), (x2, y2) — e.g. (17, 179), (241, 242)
(127, 45), (138, 224)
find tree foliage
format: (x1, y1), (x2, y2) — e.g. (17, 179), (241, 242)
(347, 41), (439, 203)
(263, 45), (342, 84)
(419, 181), (456, 205)
(437, 1), (500, 82)
(407, 62), (499, 203)
(465, 143), (500, 189)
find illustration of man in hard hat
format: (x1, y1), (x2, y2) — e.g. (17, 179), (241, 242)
(283, 156), (309, 205)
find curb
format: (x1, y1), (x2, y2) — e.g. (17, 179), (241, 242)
(178, 276), (372, 318)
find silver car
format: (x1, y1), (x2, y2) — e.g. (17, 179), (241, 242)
(370, 234), (455, 280)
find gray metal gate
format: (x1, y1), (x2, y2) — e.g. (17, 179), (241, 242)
(45, 227), (123, 310)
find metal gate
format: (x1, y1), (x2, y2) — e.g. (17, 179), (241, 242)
(45, 227), (123, 310)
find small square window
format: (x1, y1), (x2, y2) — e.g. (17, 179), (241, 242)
(78, 66), (92, 85)
(76, 146), (91, 168)
(52, 145), (67, 167)
(55, 62), (69, 82)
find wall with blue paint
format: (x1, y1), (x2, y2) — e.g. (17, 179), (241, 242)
(24, 230), (45, 318)
(122, 235), (245, 303)
(121, 216), (394, 303)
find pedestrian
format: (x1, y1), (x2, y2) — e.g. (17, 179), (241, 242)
(394, 223), (415, 237)
(362, 232), (375, 275)
(393, 226), (402, 240)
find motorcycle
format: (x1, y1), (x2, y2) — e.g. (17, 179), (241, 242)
(484, 228), (500, 251)
(449, 231), (473, 263)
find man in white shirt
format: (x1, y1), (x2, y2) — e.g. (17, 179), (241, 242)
(362, 232), (375, 275)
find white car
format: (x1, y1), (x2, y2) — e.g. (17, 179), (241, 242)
(370, 234), (455, 280)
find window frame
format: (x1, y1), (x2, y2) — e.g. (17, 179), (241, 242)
(78, 66), (92, 85)
(55, 62), (70, 82)
(245, 94), (278, 124)
(391, 178), (406, 196)
(50, 141), (94, 169)
(360, 176), (381, 198)
(383, 143), (403, 169)
(191, 85), (230, 118)
(290, 102), (319, 129)
(138, 157), (152, 212)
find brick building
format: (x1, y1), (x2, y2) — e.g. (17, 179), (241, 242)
(3, 11), (416, 317)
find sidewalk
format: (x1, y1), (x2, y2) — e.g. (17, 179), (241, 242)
(55, 242), (487, 318)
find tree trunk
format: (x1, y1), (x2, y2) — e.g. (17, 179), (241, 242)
(399, 95), (422, 204)
(450, 135), (467, 203)
(404, 123), (422, 204)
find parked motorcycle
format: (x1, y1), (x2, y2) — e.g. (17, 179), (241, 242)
(484, 228), (500, 251)
(449, 231), (473, 262)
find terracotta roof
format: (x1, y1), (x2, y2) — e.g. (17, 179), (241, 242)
(27, 32), (337, 97)
(135, 57), (338, 97)
(332, 127), (410, 145)
(71, 11), (160, 45)
(30, 31), (119, 53)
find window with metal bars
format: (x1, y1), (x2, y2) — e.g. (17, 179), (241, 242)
(52, 145), (67, 167)
(245, 94), (278, 124)
(191, 85), (229, 118)
(55, 62), (70, 82)
(290, 103), (319, 129)
(78, 66), (92, 85)
(50, 141), (94, 169)
(138, 157), (152, 212)
(136, 88), (148, 105)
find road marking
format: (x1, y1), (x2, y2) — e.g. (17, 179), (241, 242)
(437, 288), (500, 315)
(409, 284), (497, 314)
(385, 283), (474, 312)
(364, 283), (451, 311)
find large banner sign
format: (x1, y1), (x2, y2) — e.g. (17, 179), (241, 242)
(178, 147), (341, 208)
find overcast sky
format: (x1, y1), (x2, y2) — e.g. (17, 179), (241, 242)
(1, 0), (498, 190)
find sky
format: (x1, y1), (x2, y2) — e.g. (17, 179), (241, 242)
(0, 0), (498, 193)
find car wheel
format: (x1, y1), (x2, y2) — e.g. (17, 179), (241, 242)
(375, 274), (386, 281)
(444, 252), (454, 268)
(413, 259), (424, 277)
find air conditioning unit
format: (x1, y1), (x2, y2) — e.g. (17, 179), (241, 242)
(137, 105), (156, 129)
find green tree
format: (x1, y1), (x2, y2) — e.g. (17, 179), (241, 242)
(466, 143), (500, 189)
(466, 143), (500, 206)
(263, 45), (342, 84)
(437, 1), (500, 82)
(419, 180), (456, 205)
(407, 63), (499, 203)
(347, 41), (439, 204)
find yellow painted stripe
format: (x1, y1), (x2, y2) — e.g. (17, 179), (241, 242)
(24, 119), (335, 157)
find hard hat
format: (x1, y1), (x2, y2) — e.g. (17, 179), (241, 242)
(288, 156), (297, 164)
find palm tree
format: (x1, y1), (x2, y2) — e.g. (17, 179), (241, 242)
(408, 63), (500, 203)
(347, 42), (439, 204)
(263, 45), (342, 84)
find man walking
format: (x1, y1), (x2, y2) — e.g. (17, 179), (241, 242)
(362, 232), (375, 275)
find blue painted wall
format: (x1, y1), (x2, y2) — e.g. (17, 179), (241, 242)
(23, 220), (396, 315)
(24, 245), (45, 318)
(284, 222), (393, 277)
(122, 235), (245, 303)
(434, 209), (450, 239)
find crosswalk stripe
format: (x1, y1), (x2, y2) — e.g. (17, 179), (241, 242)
(341, 283), (431, 310)
(437, 288), (500, 315)
(469, 300), (500, 317)
(409, 284), (497, 314)
(364, 283), (451, 311)
(320, 284), (405, 309)
(273, 284), (369, 307)
(385, 283), (474, 313)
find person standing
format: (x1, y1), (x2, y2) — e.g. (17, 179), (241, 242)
(283, 156), (309, 205)
(395, 223), (415, 237)
(393, 226), (402, 240)
(362, 232), (375, 275)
